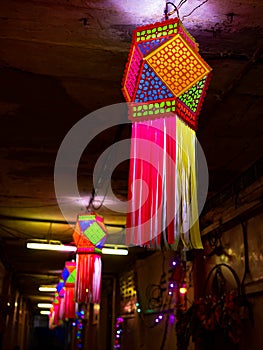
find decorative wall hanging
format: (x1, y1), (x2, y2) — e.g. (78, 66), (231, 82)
(122, 16), (212, 248)
(176, 263), (252, 350)
(73, 213), (107, 304)
(62, 261), (76, 319)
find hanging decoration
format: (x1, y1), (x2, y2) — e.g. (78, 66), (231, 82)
(62, 261), (77, 319)
(48, 291), (64, 329)
(122, 15), (212, 248)
(73, 213), (107, 304)
(56, 278), (66, 321)
(49, 298), (59, 329)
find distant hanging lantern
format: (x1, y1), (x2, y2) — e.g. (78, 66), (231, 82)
(122, 17), (212, 248)
(56, 278), (66, 321)
(49, 304), (56, 329)
(49, 293), (61, 329)
(73, 213), (107, 304)
(62, 261), (76, 319)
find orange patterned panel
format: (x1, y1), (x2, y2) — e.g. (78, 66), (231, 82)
(146, 34), (210, 97)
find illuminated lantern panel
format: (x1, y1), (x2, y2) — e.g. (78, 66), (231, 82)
(73, 214), (107, 304)
(122, 18), (212, 130)
(74, 214), (107, 248)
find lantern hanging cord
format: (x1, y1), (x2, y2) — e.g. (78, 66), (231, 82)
(164, 0), (209, 21)
(86, 124), (126, 212)
(164, 0), (188, 19)
(181, 0), (208, 21)
(164, 2), (179, 20)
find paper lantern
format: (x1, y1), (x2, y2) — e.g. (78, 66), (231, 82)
(73, 214), (107, 304)
(50, 304), (57, 328)
(122, 18), (212, 248)
(56, 279), (65, 321)
(122, 17), (212, 130)
(62, 261), (76, 319)
(49, 294), (61, 328)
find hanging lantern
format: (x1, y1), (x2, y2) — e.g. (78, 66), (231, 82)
(49, 304), (56, 329)
(49, 296), (60, 329)
(56, 279), (66, 321)
(62, 261), (76, 319)
(73, 213), (107, 304)
(122, 17), (212, 248)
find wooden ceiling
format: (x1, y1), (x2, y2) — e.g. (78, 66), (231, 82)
(0, 0), (262, 306)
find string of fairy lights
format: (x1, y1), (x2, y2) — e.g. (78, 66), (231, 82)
(114, 255), (189, 349)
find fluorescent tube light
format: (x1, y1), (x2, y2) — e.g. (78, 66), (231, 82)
(39, 286), (57, 292)
(40, 310), (50, 315)
(37, 303), (53, 308)
(27, 240), (128, 255)
(27, 242), (76, 252)
(102, 247), (128, 256)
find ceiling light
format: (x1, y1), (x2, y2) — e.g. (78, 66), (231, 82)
(37, 303), (53, 308)
(39, 286), (57, 292)
(27, 240), (76, 252)
(27, 240), (128, 255)
(102, 247), (128, 256)
(40, 310), (50, 315)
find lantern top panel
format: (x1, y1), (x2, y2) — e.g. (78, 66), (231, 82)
(132, 18), (197, 50)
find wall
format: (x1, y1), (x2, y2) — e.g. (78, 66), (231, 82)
(200, 209), (263, 350)
(119, 251), (195, 350)
(0, 267), (31, 350)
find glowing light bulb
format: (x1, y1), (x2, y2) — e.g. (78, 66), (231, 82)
(179, 287), (187, 295)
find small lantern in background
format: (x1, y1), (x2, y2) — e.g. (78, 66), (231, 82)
(49, 295), (60, 329)
(62, 261), (76, 319)
(56, 278), (65, 321)
(73, 213), (107, 304)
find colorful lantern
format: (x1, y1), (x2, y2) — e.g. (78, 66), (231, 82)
(56, 279), (65, 321)
(73, 213), (107, 304)
(62, 261), (76, 319)
(57, 278), (65, 298)
(122, 17), (211, 129)
(122, 17), (212, 248)
(49, 304), (56, 329)
(49, 294), (61, 329)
